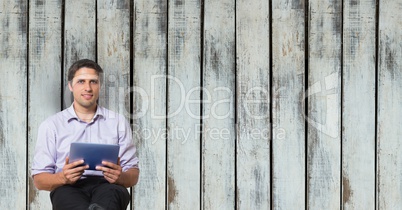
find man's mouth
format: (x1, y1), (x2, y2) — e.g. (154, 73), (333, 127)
(82, 94), (93, 100)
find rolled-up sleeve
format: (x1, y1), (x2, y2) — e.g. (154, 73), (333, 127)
(31, 120), (57, 177)
(117, 115), (139, 172)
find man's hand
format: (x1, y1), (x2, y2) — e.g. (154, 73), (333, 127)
(60, 157), (89, 185)
(95, 158), (122, 184)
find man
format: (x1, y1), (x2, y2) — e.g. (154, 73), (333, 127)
(31, 59), (139, 210)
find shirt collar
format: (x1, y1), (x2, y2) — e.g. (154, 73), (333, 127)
(66, 103), (105, 123)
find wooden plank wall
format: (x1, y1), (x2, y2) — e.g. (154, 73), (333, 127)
(28, 1), (61, 209)
(236, 0), (270, 209)
(0, 1), (27, 210)
(342, 0), (376, 209)
(1, 0), (402, 209)
(377, 0), (402, 209)
(272, 0), (305, 209)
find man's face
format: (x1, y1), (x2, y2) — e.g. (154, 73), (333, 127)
(68, 67), (100, 111)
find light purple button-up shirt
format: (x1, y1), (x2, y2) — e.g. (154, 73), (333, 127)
(31, 104), (139, 177)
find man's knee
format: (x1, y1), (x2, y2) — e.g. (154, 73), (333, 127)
(91, 184), (130, 209)
(98, 183), (129, 197)
(50, 185), (89, 210)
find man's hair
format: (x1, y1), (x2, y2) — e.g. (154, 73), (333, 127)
(67, 59), (103, 81)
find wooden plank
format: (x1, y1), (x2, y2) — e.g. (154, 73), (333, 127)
(377, 0), (402, 209)
(132, 0), (167, 209)
(167, 0), (201, 208)
(97, 2), (131, 208)
(236, 0), (270, 208)
(63, 0), (96, 108)
(307, 0), (342, 209)
(97, 0), (130, 116)
(0, 0), (27, 209)
(27, 0), (62, 209)
(342, 0), (376, 209)
(202, 0), (235, 209)
(272, 0), (305, 209)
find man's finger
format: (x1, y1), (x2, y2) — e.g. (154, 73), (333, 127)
(96, 165), (111, 172)
(101, 161), (120, 169)
(67, 159), (85, 168)
(71, 164), (89, 172)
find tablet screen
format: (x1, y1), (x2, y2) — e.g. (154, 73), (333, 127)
(69, 142), (120, 170)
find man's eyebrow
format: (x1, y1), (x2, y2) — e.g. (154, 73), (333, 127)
(73, 76), (99, 80)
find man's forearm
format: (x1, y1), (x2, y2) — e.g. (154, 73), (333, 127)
(116, 168), (139, 188)
(35, 168), (139, 190)
(33, 172), (66, 191)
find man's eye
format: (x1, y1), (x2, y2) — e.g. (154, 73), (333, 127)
(90, 80), (98, 84)
(77, 80), (85, 84)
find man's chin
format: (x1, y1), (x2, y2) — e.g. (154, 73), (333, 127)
(76, 101), (97, 109)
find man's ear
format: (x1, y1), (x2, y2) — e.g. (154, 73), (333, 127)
(68, 81), (73, 91)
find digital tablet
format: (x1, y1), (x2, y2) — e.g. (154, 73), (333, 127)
(69, 142), (120, 170)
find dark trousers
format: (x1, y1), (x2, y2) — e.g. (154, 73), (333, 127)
(50, 177), (130, 210)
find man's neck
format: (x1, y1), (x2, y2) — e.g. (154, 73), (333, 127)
(73, 104), (97, 122)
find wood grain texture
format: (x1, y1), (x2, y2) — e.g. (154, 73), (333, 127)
(272, 0), (306, 209)
(2, 0), (402, 208)
(377, 0), (402, 209)
(342, 0), (376, 209)
(167, 0), (202, 209)
(307, 0), (342, 209)
(202, 0), (235, 209)
(236, 0), (270, 209)
(27, 0), (62, 209)
(132, 0), (167, 209)
(0, 0), (27, 209)
(97, 0), (130, 114)
(63, 0), (96, 108)
(96, 3), (131, 208)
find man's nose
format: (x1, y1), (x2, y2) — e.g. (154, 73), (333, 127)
(84, 82), (92, 91)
